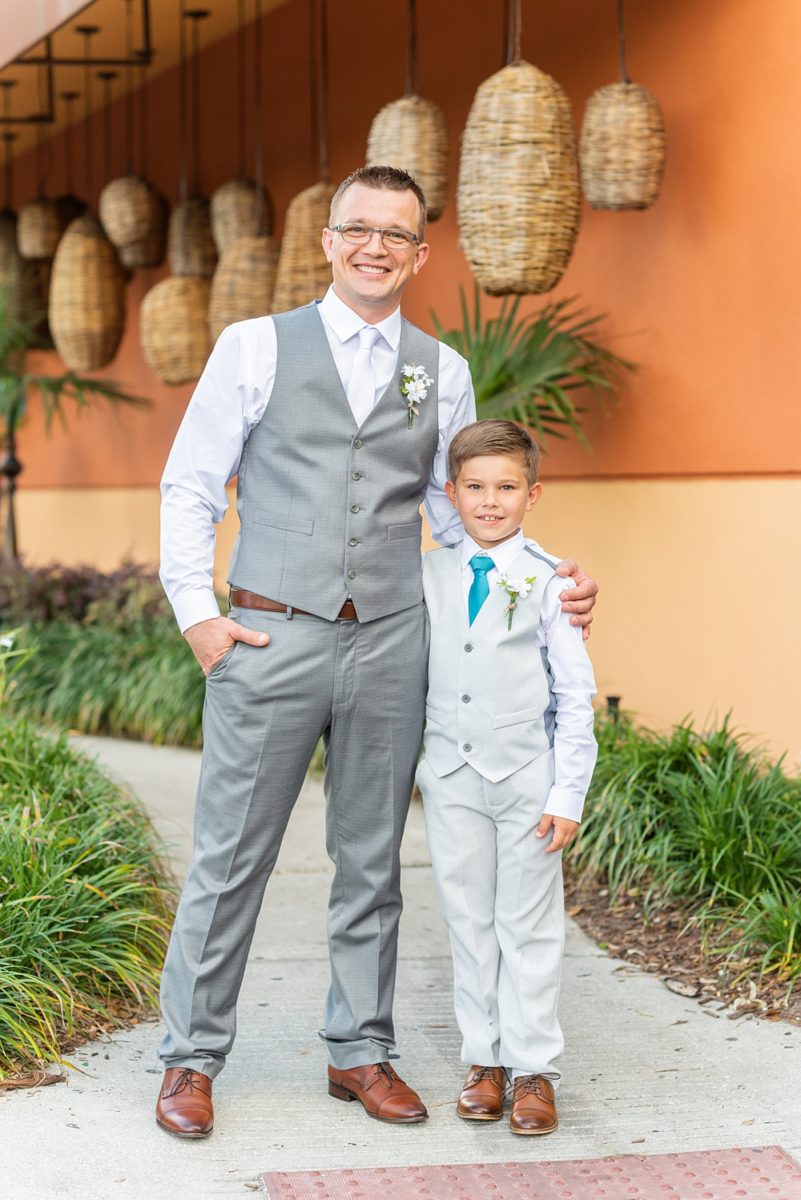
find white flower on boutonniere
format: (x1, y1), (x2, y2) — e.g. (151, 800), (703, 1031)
(400, 363), (433, 429)
(497, 573), (537, 630)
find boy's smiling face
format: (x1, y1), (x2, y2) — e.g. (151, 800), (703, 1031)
(446, 452), (541, 550)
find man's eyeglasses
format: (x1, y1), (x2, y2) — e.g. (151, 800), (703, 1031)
(330, 223), (420, 250)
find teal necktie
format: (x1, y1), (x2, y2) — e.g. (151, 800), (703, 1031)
(468, 554), (494, 625)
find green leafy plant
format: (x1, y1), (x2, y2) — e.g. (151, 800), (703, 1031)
(432, 285), (635, 445)
(0, 713), (175, 1076)
(0, 286), (148, 562)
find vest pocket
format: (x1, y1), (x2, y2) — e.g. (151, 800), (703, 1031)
(253, 510), (314, 535)
(387, 520), (422, 540)
(491, 705), (543, 729)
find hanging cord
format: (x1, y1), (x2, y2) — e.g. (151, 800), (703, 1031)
(405, 0), (420, 97)
(124, 0), (135, 172)
(178, 0), (188, 203)
(308, 0), (318, 184)
(505, 0), (522, 66)
(61, 91), (80, 194)
(253, 0), (265, 227)
(186, 11), (208, 196)
(236, 0), (247, 178)
(617, 0), (631, 83)
(0, 81), (15, 210)
(138, 54), (150, 177)
(36, 65), (51, 196)
(317, 0), (330, 184)
(77, 26), (100, 200)
(98, 71), (118, 184)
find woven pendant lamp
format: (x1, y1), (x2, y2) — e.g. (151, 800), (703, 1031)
(140, 7), (212, 385)
(48, 33), (126, 370)
(458, 3), (580, 295)
(273, 0), (334, 312)
(49, 213), (126, 370)
(209, 234), (279, 341)
(579, 1), (665, 211)
(365, 0), (448, 221)
(140, 276), (211, 385)
(18, 198), (67, 261)
(210, 1), (274, 255)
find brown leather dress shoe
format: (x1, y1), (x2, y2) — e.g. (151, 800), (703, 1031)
(509, 1074), (558, 1135)
(456, 1065), (507, 1120)
(155, 1067), (214, 1139)
(327, 1062), (428, 1123)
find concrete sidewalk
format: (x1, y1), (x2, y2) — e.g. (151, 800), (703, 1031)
(2, 736), (800, 1200)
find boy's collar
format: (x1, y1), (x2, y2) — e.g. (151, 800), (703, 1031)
(319, 285), (402, 349)
(460, 530), (526, 571)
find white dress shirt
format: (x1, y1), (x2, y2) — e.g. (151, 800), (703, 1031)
(460, 530), (598, 822)
(160, 285), (476, 632)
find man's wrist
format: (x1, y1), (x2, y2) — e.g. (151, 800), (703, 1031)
(172, 589), (224, 635)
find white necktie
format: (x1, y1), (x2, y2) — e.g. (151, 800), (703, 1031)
(346, 325), (381, 426)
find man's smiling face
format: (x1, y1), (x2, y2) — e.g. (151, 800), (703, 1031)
(322, 182), (429, 323)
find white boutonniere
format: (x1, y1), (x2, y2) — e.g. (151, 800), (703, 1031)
(497, 574), (537, 630)
(400, 363), (433, 429)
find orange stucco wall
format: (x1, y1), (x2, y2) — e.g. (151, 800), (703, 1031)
(10, 0), (801, 490)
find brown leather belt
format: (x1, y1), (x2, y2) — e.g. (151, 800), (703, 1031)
(230, 588), (358, 620)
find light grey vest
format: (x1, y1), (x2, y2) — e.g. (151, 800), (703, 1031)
(421, 543), (557, 782)
(228, 303), (440, 622)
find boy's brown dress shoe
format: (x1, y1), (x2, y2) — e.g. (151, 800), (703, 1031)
(155, 1067), (214, 1138)
(509, 1074), (558, 1135)
(456, 1065), (507, 1120)
(327, 1062), (428, 1123)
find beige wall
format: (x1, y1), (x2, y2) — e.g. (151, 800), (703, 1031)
(17, 477), (801, 764)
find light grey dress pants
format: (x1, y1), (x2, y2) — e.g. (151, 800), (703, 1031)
(158, 603), (428, 1079)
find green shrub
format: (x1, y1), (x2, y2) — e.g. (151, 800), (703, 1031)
(575, 712), (801, 983)
(0, 713), (175, 1076)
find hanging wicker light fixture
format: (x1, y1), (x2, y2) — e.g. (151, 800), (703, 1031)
(49, 26), (126, 371)
(140, 3), (211, 384)
(209, 0), (279, 338)
(579, 0), (666, 211)
(210, 0), (274, 255)
(100, 8), (169, 268)
(18, 69), (69, 262)
(365, 0), (448, 221)
(457, 0), (580, 295)
(273, 0), (334, 313)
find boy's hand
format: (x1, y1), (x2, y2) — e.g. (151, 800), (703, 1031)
(536, 813), (580, 853)
(554, 559), (597, 640)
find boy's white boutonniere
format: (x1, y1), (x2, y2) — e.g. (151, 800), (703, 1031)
(497, 574), (537, 630)
(400, 363), (433, 429)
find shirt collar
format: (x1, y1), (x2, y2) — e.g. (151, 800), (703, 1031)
(460, 530), (526, 572)
(318, 284), (402, 350)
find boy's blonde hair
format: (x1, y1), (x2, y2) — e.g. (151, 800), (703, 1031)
(448, 420), (541, 487)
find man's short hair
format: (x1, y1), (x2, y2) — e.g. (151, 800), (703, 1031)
(329, 165), (427, 238)
(448, 420), (541, 487)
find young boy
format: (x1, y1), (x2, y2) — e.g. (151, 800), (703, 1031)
(416, 419), (597, 1135)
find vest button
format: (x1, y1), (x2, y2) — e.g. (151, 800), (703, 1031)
(354, 439), (363, 449)
(351, 504), (360, 513)
(463, 743), (472, 753)
(464, 643), (473, 652)
(347, 569), (357, 580)
(349, 537), (359, 546)
(352, 471), (362, 480)
(461, 694), (471, 703)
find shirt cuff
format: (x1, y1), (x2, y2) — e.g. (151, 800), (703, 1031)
(543, 785), (586, 824)
(171, 588), (224, 635)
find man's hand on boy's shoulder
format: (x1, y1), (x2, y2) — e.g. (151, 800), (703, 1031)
(536, 813), (580, 853)
(554, 559), (597, 641)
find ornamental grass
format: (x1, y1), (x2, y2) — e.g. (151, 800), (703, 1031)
(0, 715), (175, 1077)
(575, 713), (801, 987)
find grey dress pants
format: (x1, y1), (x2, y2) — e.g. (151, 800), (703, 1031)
(158, 602), (428, 1079)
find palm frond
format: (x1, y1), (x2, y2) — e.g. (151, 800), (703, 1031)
(431, 284), (636, 447)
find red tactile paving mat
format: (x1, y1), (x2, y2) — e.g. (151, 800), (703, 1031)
(263, 1146), (801, 1200)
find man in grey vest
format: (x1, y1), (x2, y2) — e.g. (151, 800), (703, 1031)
(155, 165), (597, 1138)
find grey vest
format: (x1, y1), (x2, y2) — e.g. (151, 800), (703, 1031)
(421, 543), (557, 782)
(228, 303), (440, 622)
